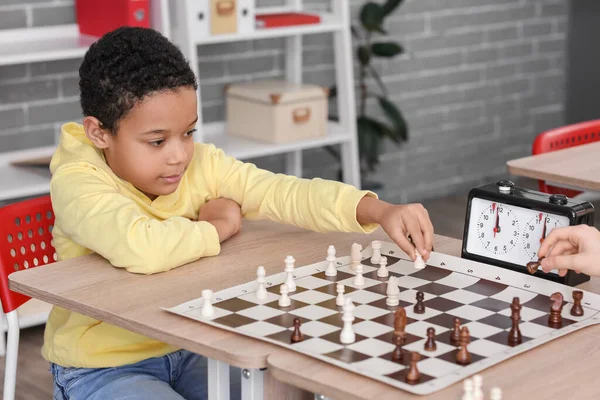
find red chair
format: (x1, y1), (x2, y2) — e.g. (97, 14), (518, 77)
(0, 196), (56, 400)
(533, 119), (600, 198)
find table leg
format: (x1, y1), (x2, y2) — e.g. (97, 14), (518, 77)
(208, 358), (230, 399)
(263, 368), (313, 400)
(241, 368), (264, 400)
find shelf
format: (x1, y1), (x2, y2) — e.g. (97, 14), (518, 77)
(0, 25), (96, 66)
(195, 10), (343, 45)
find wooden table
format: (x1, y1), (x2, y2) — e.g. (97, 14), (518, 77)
(506, 141), (600, 191)
(9, 221), (600, 399)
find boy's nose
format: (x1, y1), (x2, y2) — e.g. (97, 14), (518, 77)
(167, 142), (188, 164)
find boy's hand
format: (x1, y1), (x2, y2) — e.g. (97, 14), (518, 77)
(538, 225), (600, 277)
(357, 197), (434, 261)
(198, 198), (242, 242)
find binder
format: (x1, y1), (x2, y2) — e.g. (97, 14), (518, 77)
(75, 0), (150, 38)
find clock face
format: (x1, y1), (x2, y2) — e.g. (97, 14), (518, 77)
(466, 198), (570, 269)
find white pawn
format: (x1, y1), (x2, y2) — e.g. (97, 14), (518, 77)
(370, 240), (382, 264)
(325, 245), (337, 276)
(336, 283), (345, 306)
(201, 289), (214, 317)
(377, 256), (389, 278)
(256, 266), (268, 300)
(473, 374), (483, 400)
(353, 262), (365, 286)
(462, 378), (474, 400)
(351, 243), (362, 271)
(284, 255), (296, 292)
(489, 387), (502, 400)
(278, 284), (291, 307)
(340, 298), (355, 344)
(386, 276), (399, 307)
(414, 250), (425, 270)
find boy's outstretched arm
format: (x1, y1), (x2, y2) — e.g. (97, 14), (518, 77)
(51, 164), (224, 274)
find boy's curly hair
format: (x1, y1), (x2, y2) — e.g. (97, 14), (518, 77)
(79, 27), (198, 133)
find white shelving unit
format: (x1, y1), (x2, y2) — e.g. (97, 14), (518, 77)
(0, 0), (361, 343)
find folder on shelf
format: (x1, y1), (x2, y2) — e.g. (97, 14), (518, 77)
(255, 12), (321, 29)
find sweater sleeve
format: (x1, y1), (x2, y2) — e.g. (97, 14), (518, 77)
(198, 144), (379, 234)
(50, 163), (221, 274)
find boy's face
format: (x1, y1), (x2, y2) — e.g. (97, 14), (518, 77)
(86, 87), (198, 200)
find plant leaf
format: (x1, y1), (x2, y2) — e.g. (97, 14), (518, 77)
(382, 0), (404, 16)
(378, 96), (408, 142)
(372, 42), (404, 58)
(367, 64), (388, 97)
(372, 119), (400, 144)
(359, 2), (384, 32)
(357, 46), (370, 65)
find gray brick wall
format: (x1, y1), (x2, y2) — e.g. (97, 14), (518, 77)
(0, 0), (568, 204)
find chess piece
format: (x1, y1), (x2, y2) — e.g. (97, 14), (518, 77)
(371, 240), (382, 264)
(291, 318), (304, 343)
(450, 317), (461, 346)
(201, 289), (214, 317)
(351, 243), (362, 271)
(393, 307), (407, 340)
(284, 255), (296, 292)
(336, 283), (345, 306)
(526, 260), (540, 274)
(413, 291), (425, 314)
(489, 387), (502, 400)
(377, 256), (389, 278)
(414, 250), (425, 270)
(424, 327), (436, 351)
(353, 262), (365, 286)
(391, 333), (404, 362)
(508, 297), (522, 346)
(256, 266), (268, 300)
(325, 245), (337, 277)
(571, 290), (584, 316)
(548, 292), (564, 327)
(340, 298), (356, 344)
(386, 276), (400, 307)
(473, 374), (483, 400)
(278, 283), (291, 307)
(456, 327), (471, 365)
(405, 352), (421, 384)
(462, 379), (474, 400)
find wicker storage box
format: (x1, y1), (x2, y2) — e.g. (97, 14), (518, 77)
(225, 80), (328, 144)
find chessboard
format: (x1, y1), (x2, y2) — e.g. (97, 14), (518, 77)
(163, 241), (600, 395)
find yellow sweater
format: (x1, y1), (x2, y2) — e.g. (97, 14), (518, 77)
(42, 122), (378, 368)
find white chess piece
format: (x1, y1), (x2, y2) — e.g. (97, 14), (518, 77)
(284, 255), (296, 292)
(278, 283), (291, 307)
(340, 298), (355, 344)
(201, 289), (214, 317)
(386, 276), (399, 307)
(370, 240), (382, 264)
(473, 374), (483, 400)
(256, 266), (268, 300)
(462, 378), (474, 400)
(377, 256), (389, 278)
(414, 250), (425, 270)
(351, 243), (362, 271)
(336, 283), (345, 306)
(325, 245), (337, 276)
(353, 262), (365, 286)
(489, 387), (502, 400)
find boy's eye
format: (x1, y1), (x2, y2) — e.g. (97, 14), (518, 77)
(185, 128), (197, 137)
(149, 139), (164, 146)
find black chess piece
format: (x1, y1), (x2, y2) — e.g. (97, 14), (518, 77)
(450, 317), (461, 346)
(413, 291), (425, 314)
(456, 327), (471, 365)
(571, 290), (584, 316)
(391, 333), (404, 362)
(291, 318), (304, 343)
(405, 352), (421, 384)
(424, 327), (436, 351)
(508, 297), (522, 346)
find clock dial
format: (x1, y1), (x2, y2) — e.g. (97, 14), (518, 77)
(523, 213), (569, 260)
(476, 202), (519, 255)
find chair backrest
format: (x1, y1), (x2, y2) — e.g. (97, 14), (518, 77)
(0, 196), (56, 313)
(532, 119), (600, 197)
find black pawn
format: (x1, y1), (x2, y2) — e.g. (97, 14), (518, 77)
(413, 291), (425, 314)
(291, 318), (303, 343)
(392, 333), (404, 362)
(424, 327), (436, 351)
(450, 317), (461, 346)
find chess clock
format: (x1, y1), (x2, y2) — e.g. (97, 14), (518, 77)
(462, 180), (595, 286)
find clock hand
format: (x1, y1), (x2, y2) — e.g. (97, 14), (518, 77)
(493, 208), (500, 237)
(540, 217), (547, 243)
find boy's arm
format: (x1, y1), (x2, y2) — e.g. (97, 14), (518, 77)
(198, 144), (379, 234)
(51, 164), (221, 274)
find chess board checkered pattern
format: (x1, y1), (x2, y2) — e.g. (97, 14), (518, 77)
(164, 242), (600, 395)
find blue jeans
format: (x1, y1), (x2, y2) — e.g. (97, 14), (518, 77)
(50, 350), (241, 400)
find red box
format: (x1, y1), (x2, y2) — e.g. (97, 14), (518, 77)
(75, 0), (150, 38)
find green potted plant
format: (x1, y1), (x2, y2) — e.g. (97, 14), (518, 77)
(327, 0), (408, 190)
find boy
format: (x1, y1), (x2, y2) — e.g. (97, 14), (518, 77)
(45, 26), (434, 399)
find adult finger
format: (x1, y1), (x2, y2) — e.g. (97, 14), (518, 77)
(540, 249), (575, 272)
(541, 253), (586, 273)
(543, 240), (576, 259)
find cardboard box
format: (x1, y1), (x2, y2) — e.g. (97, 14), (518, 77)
(226, 80), (328, 144)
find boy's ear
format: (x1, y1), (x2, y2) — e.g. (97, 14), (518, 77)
(83, 116), (112, 149)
